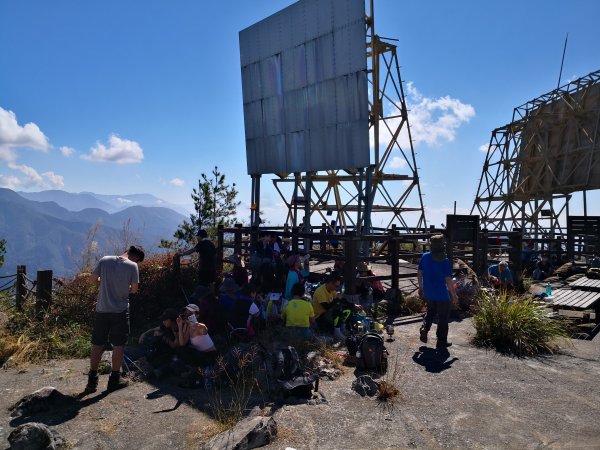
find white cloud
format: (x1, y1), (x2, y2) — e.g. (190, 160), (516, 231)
(41, 171), (65, 189)
(389, 156), (407, 170)
(0, 107), (49, 162)
(60, 146), (75, 157)
(81, 134), (144, 164)
(0, 163), (64, 189)
(170, 178), (185, 187)
(117, 197), (132, 204)
(479, 143), (489, 153)
(404, 82), (475, 146)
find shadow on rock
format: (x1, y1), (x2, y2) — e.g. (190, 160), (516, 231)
(412, 346), (458, 373)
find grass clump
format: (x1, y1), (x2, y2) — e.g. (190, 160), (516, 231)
(472, 291), (570, 356)
(402, 295), (425, 315)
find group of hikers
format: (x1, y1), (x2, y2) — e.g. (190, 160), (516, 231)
(83, 227), (592, 394)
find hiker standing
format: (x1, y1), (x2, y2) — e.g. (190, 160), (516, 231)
(418, 235), (457, 348)
(85, 245), (145, 393)
(176, 229), (217, 287)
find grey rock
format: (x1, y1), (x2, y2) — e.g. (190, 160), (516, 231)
(8, 422), (65, 450)
(8, 387), (75, 418)
(203, 416), (277, 450)
(351, 375), (379, 397)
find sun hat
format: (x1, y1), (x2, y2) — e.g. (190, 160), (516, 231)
(184, 304), (200, 314)
(429, 234), (446, 262)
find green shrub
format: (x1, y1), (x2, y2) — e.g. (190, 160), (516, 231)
(472, 291), (570, 356)
(402, 296), (425, 315)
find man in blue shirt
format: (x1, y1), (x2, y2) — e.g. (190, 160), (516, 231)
(488, 260), (513, 287)
(418, 235), (458, 348)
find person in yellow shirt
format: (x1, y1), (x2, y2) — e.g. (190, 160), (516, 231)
(282, 282), (314, 340)
(313, 273), (345, 340)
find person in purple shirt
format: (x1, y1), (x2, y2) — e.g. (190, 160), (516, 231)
(418, 235), (458, 348)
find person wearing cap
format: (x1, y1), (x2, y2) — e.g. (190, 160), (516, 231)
(175, 229), (217, 287)
(85, 245), (145, 394)
(488, 260), (513, 288)
(176, 304), (217, 368)
(418, 235), (458, 348)
(138, 308), (180, 379)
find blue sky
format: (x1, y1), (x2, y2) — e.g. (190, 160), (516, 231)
(1, 0), (599, 227)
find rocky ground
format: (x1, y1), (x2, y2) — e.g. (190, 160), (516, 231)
(2, 317), (600, 449)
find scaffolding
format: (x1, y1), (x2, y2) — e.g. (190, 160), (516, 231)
(472, 69), (600, 239)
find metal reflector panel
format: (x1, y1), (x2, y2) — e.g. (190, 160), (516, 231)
(240, 0), (369, 175)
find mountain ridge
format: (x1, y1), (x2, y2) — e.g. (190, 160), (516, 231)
(0, 188), (186, 277)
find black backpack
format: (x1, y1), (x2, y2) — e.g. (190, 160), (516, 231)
(273, 346), (302, 381)
(273, 346), (319, 399)
(355, 332), (388, 374)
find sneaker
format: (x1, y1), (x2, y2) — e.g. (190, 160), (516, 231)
(419, 327), (428, 343)
(84, 372), (99, 394)
(436, 340), (452, 348)
(107, 373), (129, 392)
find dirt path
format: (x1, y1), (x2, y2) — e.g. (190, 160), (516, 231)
(2, 318), (600, 449)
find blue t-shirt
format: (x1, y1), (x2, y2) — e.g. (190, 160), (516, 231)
(418, 252), (451, 302)
(488, 264), (513, 283)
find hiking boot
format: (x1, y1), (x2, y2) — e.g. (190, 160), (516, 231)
(419, 327), (428, 343)
(84, 372), (98, 394)
(436, 340), (452, 348)
(107, 372), (128, 392)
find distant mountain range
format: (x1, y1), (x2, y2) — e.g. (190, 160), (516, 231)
(17, 189), (190, 216)
(0, 188), (187, 277)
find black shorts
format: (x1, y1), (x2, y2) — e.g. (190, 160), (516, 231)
(91, 311), (130, 346)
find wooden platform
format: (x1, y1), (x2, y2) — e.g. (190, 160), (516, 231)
(552, 289), (600, 309)
(569, 277), (600, 290)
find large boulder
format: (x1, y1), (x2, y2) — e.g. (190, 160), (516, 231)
(9, 387), (76, 418)
(8, 422), (65, 450)
(203, 416), (277, 450)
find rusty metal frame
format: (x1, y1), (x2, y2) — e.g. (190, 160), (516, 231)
(472, 69), (600, 238)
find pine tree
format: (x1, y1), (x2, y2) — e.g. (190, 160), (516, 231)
(173, 166), (240, 245)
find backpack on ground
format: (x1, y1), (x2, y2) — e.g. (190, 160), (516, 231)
(273, 346), (302, 381)
(273, 345), (319, 399)
(280, 374), (319, 399)
(355, 332), (388, 374)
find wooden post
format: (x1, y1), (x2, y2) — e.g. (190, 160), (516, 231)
(320, 223), (327, 252)
(390, 228), (399, 291)
(291, 227), (299, 254)
(35, 270), (53, 317)
(480, 229), (489, 277)
(234, 223), (243, 256)
(508, 231), (523, 282)
(217, 224), (224, 275)
(16, 265), (26, 311)
(344, 231), (357, 295)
